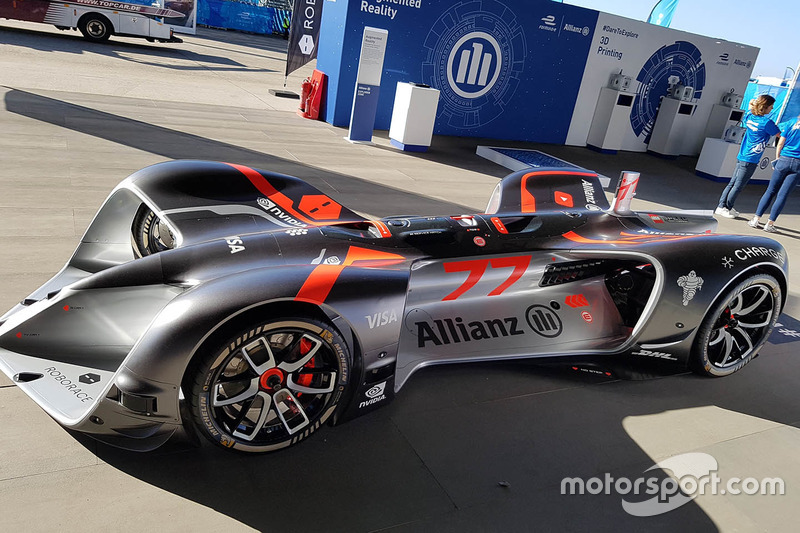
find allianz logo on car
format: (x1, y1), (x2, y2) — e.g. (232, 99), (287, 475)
(414, 304), (564, 348)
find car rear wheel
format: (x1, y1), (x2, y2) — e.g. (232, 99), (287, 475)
(188, 318), (350, 452)
(131, 204), (175, 257)
(691, 274), (781, 377)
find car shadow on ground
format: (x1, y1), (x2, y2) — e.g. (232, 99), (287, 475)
(71, 341), (800, 531)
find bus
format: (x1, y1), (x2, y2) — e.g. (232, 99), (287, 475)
(0, 0), (184, 43)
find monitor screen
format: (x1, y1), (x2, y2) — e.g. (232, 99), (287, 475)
(678, 103), (694, 115)
(730, 109), (744, 122)
(616, 94), (634, 107)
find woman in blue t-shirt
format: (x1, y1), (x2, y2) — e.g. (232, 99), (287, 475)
(747, 115), (800, 232)
(715, 95), (779, 218)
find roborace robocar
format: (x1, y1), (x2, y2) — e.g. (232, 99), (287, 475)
(0, 161), (788, 452)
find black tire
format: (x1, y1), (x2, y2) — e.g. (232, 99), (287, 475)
(188, 318), (350, 452)
(691, 274), (781, 377)
(131, 204), (175, 258)
(78, 14), (112, 42)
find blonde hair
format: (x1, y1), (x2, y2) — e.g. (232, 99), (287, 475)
(749, 94), (776, 116)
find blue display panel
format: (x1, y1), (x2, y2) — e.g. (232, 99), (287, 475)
(630, 41), (706, 143)
(198, 0), (290, 36)
(742, 82), (788, 120)
(318, 0), (599, 144)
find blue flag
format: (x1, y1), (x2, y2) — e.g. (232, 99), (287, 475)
(647, 0), (680, 27)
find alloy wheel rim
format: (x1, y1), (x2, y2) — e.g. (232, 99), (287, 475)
(208, 329), (338, 445)
(707, 284), (775, 369)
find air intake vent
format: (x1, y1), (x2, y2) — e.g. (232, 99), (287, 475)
(540, 260), (605, 286)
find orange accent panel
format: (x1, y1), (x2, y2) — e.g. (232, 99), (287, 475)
(299, 194), (343, 220)
(554, 190), (574, 207)
(565, 294), (589, 308)
(490, 217), (508, 234)
(521, 189), (536, 213)
(370, 220), (392, 238)
(520, 170), (596, 213)
(562, 230), (707, 245)
(294, 264), (347, 303)
(295, 246), (406, 303)
(226, 163), (343, 226)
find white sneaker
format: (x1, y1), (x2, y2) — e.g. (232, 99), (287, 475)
(764, 223), (777, 233)
(718, 208), (736, 219)
(728, 207), (740, 217)
(714, 207), (726, 215)
(748, 216), (760, 228)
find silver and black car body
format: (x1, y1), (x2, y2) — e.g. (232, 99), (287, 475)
(0, 161), (788, 452)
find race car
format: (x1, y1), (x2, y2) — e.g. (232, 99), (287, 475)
(0, 161), (788, 452)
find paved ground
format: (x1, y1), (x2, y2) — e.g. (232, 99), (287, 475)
(1, 19), (799, 532)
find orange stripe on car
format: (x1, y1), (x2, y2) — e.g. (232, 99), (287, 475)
(226, 163), (343, 225)
(369, 220), (392, 238)
(296, 246), (406, 303)
(563, 230), (708, 245)
(490, 217), (508, 234)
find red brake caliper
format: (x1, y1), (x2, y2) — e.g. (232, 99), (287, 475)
(295, 337), (316, 389)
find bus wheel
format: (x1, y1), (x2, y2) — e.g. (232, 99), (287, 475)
(79, 14), (112, 42)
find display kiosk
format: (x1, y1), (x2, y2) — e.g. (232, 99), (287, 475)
(703, 104), (744, 140)
(586, 87), (636, 154)
(389, 82), (440, 152)
(695, 138), (776, 184)
(648, 96), (697, 157)
(696, 87), (776, 184)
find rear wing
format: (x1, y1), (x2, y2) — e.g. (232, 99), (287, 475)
(485, 167), (610, 214)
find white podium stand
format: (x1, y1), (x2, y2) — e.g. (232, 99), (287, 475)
(586, 87), (635, 154)
(648, 97), (696, 157)
(389, 82), (440, 152)
(695, 138), (776, 184)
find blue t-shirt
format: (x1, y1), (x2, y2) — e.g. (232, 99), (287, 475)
(738, 112), (780, 163)
(778, 117), (800, 159)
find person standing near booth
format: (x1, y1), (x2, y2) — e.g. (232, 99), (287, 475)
(747, 115), (800, 232)
(715, 95), (779, 218)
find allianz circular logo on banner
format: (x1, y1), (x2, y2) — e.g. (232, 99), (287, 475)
(422, 0), (527, 129)
(447, 32), (503, 99)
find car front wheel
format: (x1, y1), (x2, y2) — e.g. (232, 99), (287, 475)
(188, 318), (350, 452)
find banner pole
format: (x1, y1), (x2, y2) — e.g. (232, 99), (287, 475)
(269, 1), (303, 99)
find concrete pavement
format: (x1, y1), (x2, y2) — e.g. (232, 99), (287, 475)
(1, 19), (799, 532)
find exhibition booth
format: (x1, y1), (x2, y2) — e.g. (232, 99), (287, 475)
(316, 0), (758, 160)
